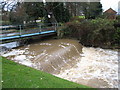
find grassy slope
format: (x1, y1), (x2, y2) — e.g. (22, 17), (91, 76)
(2, 57), (94, 88)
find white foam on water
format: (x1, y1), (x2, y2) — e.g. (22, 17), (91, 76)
(55, 47), (118, 88)
(2, 49), (35, 67)
(19, 61), (33, 67)
(0, 42), (18, 49)
(2, 49), (25, 57)
(14, 55), (26, 61)
(1, 41), (119, 88)
(40, 43), (52, 46)
(59, 44), (66, 48)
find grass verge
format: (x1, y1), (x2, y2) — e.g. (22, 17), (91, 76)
(2, 56), (95, 89)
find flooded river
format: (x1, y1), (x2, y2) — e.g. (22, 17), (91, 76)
(1, 39), (119, 88)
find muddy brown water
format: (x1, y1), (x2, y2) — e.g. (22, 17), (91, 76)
(1, 39), (119, 88)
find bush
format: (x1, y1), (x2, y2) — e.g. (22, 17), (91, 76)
(116, 15), (120, 21)
(88, 19), (116, 47)
(70, 16), (85, 23)
(2, 21), (11, 25)
(60, 18), (119, 48)
(114, 20), (120, 29)
(113, 27), (120, 45)
(25, 22), (39, 29)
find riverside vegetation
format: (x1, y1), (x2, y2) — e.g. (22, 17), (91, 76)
(58, 17), (120, 48)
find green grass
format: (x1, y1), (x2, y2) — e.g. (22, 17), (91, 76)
(2, 57), (95, 89)
(78, 16), (85, 19)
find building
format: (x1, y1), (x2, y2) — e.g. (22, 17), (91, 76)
(104, 8), (117, 19)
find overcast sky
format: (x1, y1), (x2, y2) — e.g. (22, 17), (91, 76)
(100, 0), (119, 12)
(1, 0), (120, 13)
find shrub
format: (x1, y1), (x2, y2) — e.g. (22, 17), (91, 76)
(62, 21), (93, 40)
(113, 27), (120, 46)
(114, 20), (120, 29)
(88, 18), (116, 47)
(70, 16), (86, 23)
(60, 18), (118, 48)
(116, 15), (120, 21)
(2, 21), (11, 25)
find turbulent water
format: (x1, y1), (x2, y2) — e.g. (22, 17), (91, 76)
(1, 39), (119, 88)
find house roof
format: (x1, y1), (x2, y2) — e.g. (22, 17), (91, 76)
(104, 8), (117, 14)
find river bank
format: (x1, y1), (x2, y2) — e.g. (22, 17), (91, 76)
(0, 39), (119, 88)
(2, 56), (90, 88)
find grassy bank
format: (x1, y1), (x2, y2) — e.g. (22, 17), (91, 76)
(2, 57), (93, 88)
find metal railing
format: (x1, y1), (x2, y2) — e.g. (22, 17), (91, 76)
(1, 23), (60, 38)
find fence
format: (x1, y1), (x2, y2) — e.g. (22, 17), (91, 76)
(1, 23), (60, 38)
